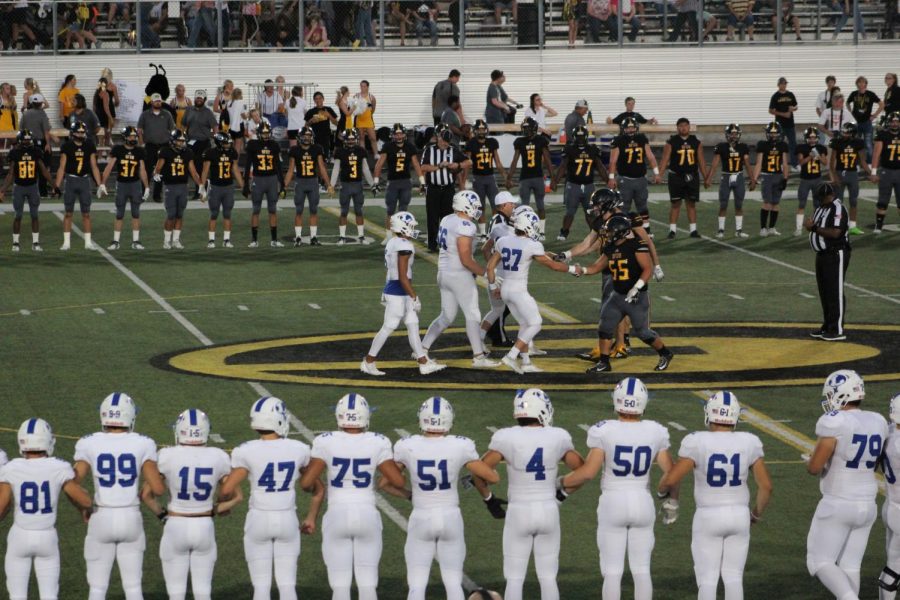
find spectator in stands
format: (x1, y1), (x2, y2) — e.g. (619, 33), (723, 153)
(106, 1), (130, 28)
(607, 97), (658, 125)
(433, 70), (462, 127)
(245, 108), (264, 140)
(816, 75), (838, 116)
(92, 78), (115, 147)
(304, 10), (331, 48)
(171, 84), (191, 130)
(414, 1), (439, 46)
(524, 94), (558, 136)
(485, 70), (520, 124)
(612, 0), (642, 41)
(0, 83), (18, 142)
(667, 0), (699, 41)
(726, 0), (755, 40)
(258, 79), (286, 128)
(20, 94), (54, 193)
(355, 80), (378, 158)
(355, 0), (376, 47)
(213, 79), (234, 125)
(769, 76), (798, 167)
(8, 1), (41, 51)
(884, 73), (900, 115)
(817, 92), (855, 138)
(564, 99), (589, 140)
(269, 75), (290, 128)
(225, 88), (247, 154)
(287, 87), (308, 147)
(70, 94), (102, 146)
(848, 76), (882, 158)
(771, 0), (801, 41)
(22, 79), (48, 113)
(830, 0), (865, 38)
(387, 1), (414, 46)
(242, 0), (263, 46)
(563, 0), (582, 47)
(57, 74), (79, 127)
(336, 86), (353, 131)
(305, 91), (339, 158)
(441, 96), (466, 145)
(64, 2), (100, 50)
(188, 1), (217, 47)
(495, 0), (518, 24)
(275, 1), (300, 47)
(586, 0), (618, 42)
(448, 0), (463, 45)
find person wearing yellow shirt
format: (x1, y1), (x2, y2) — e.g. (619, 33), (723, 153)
(354, 80), (378, 158)
(57, 74), (80, 126)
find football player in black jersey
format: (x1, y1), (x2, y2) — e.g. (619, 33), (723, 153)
(283, 126), (332, 246)
(200, 132), (244, 248)
(870, 111), (900, 233)
(0, 130), (54, 252)
(794, 127), (829, 235)
(659, 118), (707, 239)
(705, 124), (754, 239)
(373, 123), (425, 244)
(608, 117), (661, 236)
(55, 121), (105, 250)
(829, 122), (871, 235)
(153, 129), (201, 249)
(506, 116), (552, 239)
(465, 119), (506, 237)
(243, 121), (285, 247)
(100, 126), (150, 250)
(330, 128), (375, 244)
(753, 121), (790, 236)
(551, 125), (607, 241)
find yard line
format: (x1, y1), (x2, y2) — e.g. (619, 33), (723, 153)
(660, 295), (676, 302)
(209, 433), (226, 443)
(667, 421), (687, 431)
(19, 309), (31, 316)
(394, 428), (412, 438)
(486, 426), (498, 433)
(578, 424), (591, 432)
(148, 309), (199, 313)
(727, 294), (745, 301)
(308, 303), (321, 310)
(93, 308), (106, 315)
(237, 305), (249, 311)
(590, 297), (603, 304)
(799, 292), (815, 299)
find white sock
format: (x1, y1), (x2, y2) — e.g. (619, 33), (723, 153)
(478, 222), (486, 235)
(294, 226), (302, 238)
(63, 231), (71, 245)
(84, 232), (92, 246)
(113, 230), (121, 242)
(480, 327), (488, 341)
(717, 217), (725, 231)
(223, 230), (231, 241)
(357, 225), (365, 238)
(669, 224), (677, 233)
(339, 225), (346, 238)
(310, 226), (318, 238)
(643, 221), (650, 229)
(796, 214), (804, 231)
(520, 353), (532, 365)
(13, 233), (20, 244)
(539, 219), (546, 233)
(849, 220), (857, 228)
(208, 231), (215, 241)
(32, 232), (39, 243)
(506, 347), (520, 360)
(165, 231), (172, 243)
(173, 229), (181, 242)
(735, 216), (743, 231)
(689, 223), (697, 232)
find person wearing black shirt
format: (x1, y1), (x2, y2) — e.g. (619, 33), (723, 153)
(330, 128), (375, 244)
(706, 124), (754, 239)
(99, 126), (150, 250)
(373, 124), (425, 243)
(420, 125), (471, 251)
(870, 111), (900, 233)
(200, 132), (244, 249)
(659, 117), (707, 239)
(608, 117), (661, 235)
(465, 119), (506, 228)
(794, 127), (829, 235)
(0, 130), (53, 252)
(753, 122), (790, 236)
(153, 129), (200, 249)
(768, 77), (799, 167)
(847, 76), (883, 161)
(55, 120), (105, 251)
(829, 122), (871, 236)
(803, 183), (850, 341)
(243, 121), (285, 248)
(883, 73), (900, 116)
(506, 117), (552, 238)
(284, 127), (332, 247)
(303, 91), (339, 159)
(605, 97), (658, 126)
(551, 125), (607, 240)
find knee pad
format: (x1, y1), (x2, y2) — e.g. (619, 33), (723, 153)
(598, 324), (615, 340)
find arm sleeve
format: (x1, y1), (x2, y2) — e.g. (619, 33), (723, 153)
(678, 433), (699, 462)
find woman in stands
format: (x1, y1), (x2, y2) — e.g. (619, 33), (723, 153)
(226, 87), (247, 155)
(57, 74), (79, 127)
(336, 86), (353, 133)
(170, 83), (191, 131)
(286, 86), (307, 147)
(355, 80), (378, 159)
(524, 94), (558, 137)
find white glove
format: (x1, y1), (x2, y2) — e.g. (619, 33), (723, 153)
(152, 173), (162, 183)
(494, 275), (504, 287)
(142, 187), (151, 201)
(380, 293), (387, 307)
(660, 498), (679, 525)
(410, 296), (422, 313)
(567, 264), (583, 277)
(96, 184), (108, 198)
(653, 264), (665, 282)
(198, 184), (208, 201)
(38, 7), (47, 18)
(625, 286), (641, 303)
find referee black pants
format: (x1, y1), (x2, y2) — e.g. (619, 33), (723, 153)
(426, 185), (455, 251)
(815, 248), (850, 335)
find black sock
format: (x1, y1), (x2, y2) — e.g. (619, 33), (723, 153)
(657, 345), (670, 356)
(270, 226), (278, 241)
(599, 353), (610, 364)
(877, 214), (886, 228)
(560, 228), (569, 236)
(769, 211), (779, 228)
(760, 209), (769, 229)
(251, 226), (259, 242)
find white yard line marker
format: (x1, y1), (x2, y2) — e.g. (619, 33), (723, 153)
(209, 433), (225, 443)
(591, 297), (603, 304)
(668, 421), (687, 431)
(727, 294), (745, 301)
(486, 426), (498, 433)
(799, 292), (815, 299)
(149, 309), (198, 313)
(394, 428), (412, 438)
(660, 295), (676, 302)
(308, 303), (321, 310)
(93, 308), (106, 315)
(19, 309), (31, 316)
(578, 424), (591, 432)
(237, 305), (249, 311)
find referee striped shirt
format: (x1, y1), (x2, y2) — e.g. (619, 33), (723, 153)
(421, 143), (465, 187)
(809, 200), (849, 252)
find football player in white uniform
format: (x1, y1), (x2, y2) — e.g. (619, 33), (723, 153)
(421, 190), (498, 368)
(219, 397), (324, 600)
(473, 388), (584, 600)
(380, 397), (500, 600)
(0, 447), (8, 468)
(0, 418), (92, 600)
(300, 393), (406, 600)
(486, 210), (577, 374)
(805, 370), (887, 600)
(558, 378), (677, 600)
(879, 393), (900, 600)
(479, 191), (518, 344)
(361, 211), (446, 377)
(659, 391), (772, 600)
(74, 392), (164, 600)
(140, 409), (241, 600)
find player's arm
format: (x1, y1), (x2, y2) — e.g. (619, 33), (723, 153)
(232, 159), (244, 189)
(472, 450), (506, 520)
(655, 448), (680, 500)
(153, 157), (165, 180)
(397, 252), (416, 299)
(658, 142), (672, 175)
(457, 235), (486, 277)
(781, 150), (790, 180)
(54, 153), (68, 189)
(541, 145), (553, 179)
(142, 460), (166, 497)
(378, 462), (412, 500)
(300, 476), (324, 534)
(697, 142), (709, 184)
(199, 160), (211, 187)
(73, 459), (91, 484)
(534, 253), (580, 275)
(485, 250), (502, 287)
(100, 156), (118, 185)
(372, 152), (387, 180)
(0, 482), (11, 520)
(411, 154), (426, 188)
(706, 153), (721, 186)
(481, 236), (496, 262)
(378, 458), (406, 488)
(658, 456), (694, 494)
(213, 478), (243, 516)
(607, 147), (619, 189)
(139, 159), (149, 189)
(140, 479), (165, 516)
(465, 458), (500, 484)
(219, 467), (249, 500)
(806, 437), (837, 475)
(750, 458), (773, 522)
(329, 162), (340, 188)
(283, 156), (296, 188)
(551, 153), (566, 189)
(859, 148), (872, 175)
(871, 140), (883, 182)
(188, 160), (202, 187)
(62, 480), (90, 512)
(645, 142), (661, 183)
(505, 150), (520, 188)
(557, 230), (600, 261)
(594, 147), (609, 182)
(635, 250), (653, 283)
(362, 160), (375, 186)
(752, 152), (763, 181)
(90, 154), (103, 187)
(582, 254), (610, 277)
(828, 151), (838, 184)
(299, 457), (327, 492)
(561, 447), (600, 491)
(491, 148), (507, 181)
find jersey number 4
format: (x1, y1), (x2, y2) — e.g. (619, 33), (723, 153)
(526, 448), (547, 480)
(258, 461), (296, 492)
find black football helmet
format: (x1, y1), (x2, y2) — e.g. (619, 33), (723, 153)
(604, 214), (633, 243)
(572, 125), (589, 147)
(840, 122), (858, 139)
(122, 126), (138, 146)
(803, 127), (819, 146)
(213, 131), (232, 149)
(69, 120), (87, 141)
(887, 111), (900, 134)
(621, 117), (639, 137)
(342, 127), (359, 145)
(299, 126), (314, 146)
(17, 129), (34, 147)
(170, 129), (186, 150)
(725, 123), (742, 144)
(521, 117), (538, 138)
(764, 121), (783, 142)
(391, 123), (407, 145)
(258, 120), (273, 141)
(474, 119), (489, 139)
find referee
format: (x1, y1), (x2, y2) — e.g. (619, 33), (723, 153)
(804, 182), (851, 341)
(420, 125), (471, 251)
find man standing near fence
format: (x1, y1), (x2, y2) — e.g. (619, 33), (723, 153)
(183, 90), (218, 199)
(432, 69), (461, 127)
(138, 93), (176, 202)
(420, 125), (472, 252)
(769, 77), (799, 168)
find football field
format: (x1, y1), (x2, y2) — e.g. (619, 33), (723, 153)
(1, 186), (898, 599)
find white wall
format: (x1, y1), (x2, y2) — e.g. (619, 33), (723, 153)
(8, 45), (899, 129)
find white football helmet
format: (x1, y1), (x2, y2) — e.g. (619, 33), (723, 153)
(512, 204), (535, 219)
(890, 393), (900, 425)
(18, 418), (55, 456)
(822, 369), (865, 413)
(418, 396), (454, 433)
(704, 391), (741, 427)
(100, 392), (137, 430)
(452, 190), (483, 220)
(513, 211), (541, 241)
(174, 408), (211, 445)
(390, 211), (420, 239)
(612, 377), (648, 415)
(513, 388), (553, 426)
(250, 396), (290, 437)
(336, 393), (370, 429)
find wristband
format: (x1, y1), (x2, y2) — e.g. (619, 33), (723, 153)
(567, 265), (578, 275)
(608, 173), (615, 180)
(563, 250), (572, 260)
(418, 175), (425, 186)
(750, 511), (762, 522)
(652, 167), (660, 175)
(488, 282), (499, 291)
(657, 490), (670, 499)
(633, 279), (646, 290)
(157, 509), (168, 521)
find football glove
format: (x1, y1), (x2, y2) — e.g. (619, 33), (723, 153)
(96, 184), (108, 198)
(152, 173), (162, 183)
(555, 476), (570, 504)
(459, 475), (475, 490)
(653, 264), (665, 282)
(198, 184), (208, 201)
(484, 493), (508, 519)
(660, 498), (679, 525)
(142, 187), (151, 202)
(156, 509), (169, 525)
(411, 296), (422, 313)
(625, 286), (641, 303)
(553, 251), (572, 263)
(372, 183), (384, 195)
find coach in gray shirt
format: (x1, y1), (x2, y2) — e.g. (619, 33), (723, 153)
(440, 96), (465, 146)
(21, 94), (53, 147)
(137, 93), (176, 201)
(564, 99), (590, 141)
(432, 69), (461, 126)
(486, 69), (520, 124)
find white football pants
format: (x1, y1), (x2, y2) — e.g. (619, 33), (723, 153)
(503, 500), (560, 600)
(84, 507), (146, 600)
(881, 501), (900, 600)
(367, 294), (425, 359)
(160, 516), (217, 600)
(243, 509), (300, 600)
(501, 283), (543, 345)
(807, 497), (876, 600)
(323, 503), (383, 600)
(5, 525), (60, 600)
(405, 506), (467, 600)
(596, 490), (656, 600)
(481, 286), (506, 329)
(422, 271), (485, 356)
(691, 505), (751, 600)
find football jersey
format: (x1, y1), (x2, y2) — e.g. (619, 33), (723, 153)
(74, 432), (158, 508)
(678, 431), (764, 508)
(612, 133), (650, 178)
(384, 141), (418, 181)
(830, 137), (865, 172)
(713, 142), (750, 174)
(488, 214), (513, 244)
(335, 145), (368, 183)
(311, 431), (392, 506)
(493, 235), (545, 285)
(797, 143), (828, 180)
(437, 213), (477, 273)
(876, 130), (900, 169)
(158, 146), (195, 184)
(110, 145), (147, 183)
(393, 434), (479, 509)
(289, 143), (325, 180)
(230, 438), (311, 511)
(61, 140), (97, 177)
(755, 140), (789, 174)
(489, 425), (574, 503)
(245, 139), (283, 177)
(603, 237), (650, 294)
(158, 445), (231, 514)
(0, 457), (75, 530)
(203, 146), (238, 186)
(0, 449), (7, 468)
(666, 135), (701, 175)
(563, 143), (603, 184)
(883, 429), (900, 505)
(467, 137), (500, 176)
(513, 135), (548, 179)
(383, 236), (415, 296)
(5, 146), (43, 186)
(587, 419), (670, 492)
(814, 409), (888, 501)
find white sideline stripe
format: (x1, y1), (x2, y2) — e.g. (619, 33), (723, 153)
(578, 424), (590, 432)
(209, 433), (226, 443)
(728, 294), (745, 301)
(650, 218), (900, 306)
(237, 305), (249, 311)
(56, 212), (483, 593)
(149, 309), (198, 313)
(799, 292), (816, 299)
(308, 303), (322, 310)
(19, 309), (31, 316)
(668, 421), (687, 431)
(93, 308), (106, 314)
(590, 297), (603, 304)
(660, 295), (676, 302)
(486, 426), (498, 433)
(395, 428), (412, 438)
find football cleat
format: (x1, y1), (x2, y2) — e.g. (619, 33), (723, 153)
(163, 241), (172, 250)
(248, 241), (259, 248)
(821, 332), (847, 341)
(360, 360), (386, 376)
(666, 231), (676, 240)
(735, 230), (748, 238)
(576, 349), (601, 362)
(310, 237), (321, 246)
(809, 329), (826, 339)
(172, 239), (184, 249)
(132, 241), (145, 250)
(207, 240), (216, 249)
(12, 242), (21, 252)
(794, 228), (804, 237)
(223, 240), (234, 248)
(472, 355), (499, 368)
(294, 237), (303, 247)
(418, 359), (447, 375)
(874, 227), (883, 235)
(611, 345), (631, 359)
(689, 230), (701, 238)
(716, 230), (725, 239)
(759, 228), (769, 237)
(271, 240), (285, 248)
(768, 228), (781, 236)
(586, 360), (612, 374)
(85, 242), (99, 251)
(358, 236), (371, 245)
(521, 363), (544, 373)
(502, 355), (524, 374)
(32, 243), (43, 252)
(107, 241), (120, 250)
(848, 226), (864, 236)
(654, 350), (674, 371)
(529, 345), (548, 356)
(60, 242), (71, 251)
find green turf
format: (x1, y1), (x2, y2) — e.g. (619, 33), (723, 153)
(0, 186), (898, 599)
